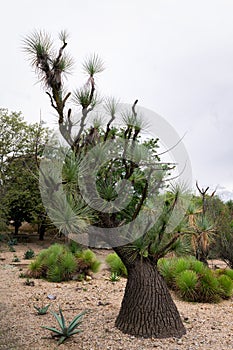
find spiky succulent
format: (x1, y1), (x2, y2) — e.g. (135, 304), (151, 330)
(42, 307), (85, 345)
(109, 272), (120, 282)
(34, 304), (50, 315)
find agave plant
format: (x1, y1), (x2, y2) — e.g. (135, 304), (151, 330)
(34, 304), (50, 315)
(109, 272), (120, 282)
(42, 307), (85, 345)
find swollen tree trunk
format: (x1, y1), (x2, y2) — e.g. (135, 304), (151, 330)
(115, 257), (186, 338)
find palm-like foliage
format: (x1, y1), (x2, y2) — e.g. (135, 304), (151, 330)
(23, 30), (53, 68)
(187, 198), (216, 265)
(23, 30), (73, 88)
(82, 53), (105, 76)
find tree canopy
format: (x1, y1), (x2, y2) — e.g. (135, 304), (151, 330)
(0, 109), (50, 234)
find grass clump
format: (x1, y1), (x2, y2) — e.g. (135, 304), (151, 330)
(28, 243), (100, 282)
(105, 253), (127, 277)
(217, 274), (233, 298)
(75, 249), (101, 274)
(175, 270), (198, 301)
(158, 256), (233, 303)
(157, 258), (176, 288)
(222, 268), (233, 280)
(198, 269), (221, 303)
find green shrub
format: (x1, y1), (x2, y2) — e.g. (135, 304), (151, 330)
(223, 269), (233, 280)
(173, 258), (191, 275)
(175, 270), (198, 301)
(68, 241), (82, 254)
(197, 270), (221, 303)
(158, 256), (233, 303)
(28, 244), (100, 282)
(75, 249), (101, 274)
(47, 251), (77, 282)
(217, 274), (233, 299)
(157, 258), (176, 288)
(189, 259), (207, 274)
(8, 238), (18, 246)
(105, 253), (127, 277)
(12, 255), (20, 262)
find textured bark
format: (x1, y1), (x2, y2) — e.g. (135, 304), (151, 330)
(14, 222), (21, 235)
(115, 258), (186, 338)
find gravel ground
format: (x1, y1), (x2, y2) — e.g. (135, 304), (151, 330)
(0, 236), (233, 350)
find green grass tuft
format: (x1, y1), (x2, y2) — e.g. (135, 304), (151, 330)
(175, 270), (198, 301)
(28, 244), (100, 282)
(105, 253), (127, 277)
(217, 274), (233, 299)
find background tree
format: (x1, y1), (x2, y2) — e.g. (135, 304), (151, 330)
(186, 183), (216, 266)
(205, 196), (233, 268)
(0, 109), (50, 237)
(23, 30), (193, 338)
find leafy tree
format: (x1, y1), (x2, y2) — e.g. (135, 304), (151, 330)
(23, 30), (193, 338)
(0, 109), (49, 236)
(206, 195), (233, 268)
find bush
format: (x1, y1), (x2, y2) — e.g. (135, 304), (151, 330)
(214, 229), (233, 269)
(28, 243), (101, 282)
(47, 251), (77, 282)
(198, 269), (221, 303)
(158, 256), (233, 303)
(68, 241), (82, 254)
(157, 258), (176, 288)
(75, 249), (101, 274)
(105, 253), (127, 277)
(157, 256), (204, 287)
(175, 270), (198, 301)
(223, 268), (233, 280)
(217, 274), (233, 299)
(173, 258), (191, 275)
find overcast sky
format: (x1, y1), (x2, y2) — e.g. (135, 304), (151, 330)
(1, 0), (233, 200)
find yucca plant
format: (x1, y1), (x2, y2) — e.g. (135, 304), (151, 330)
(42, 307), (85, 345)
(34, 304), (50, 315)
